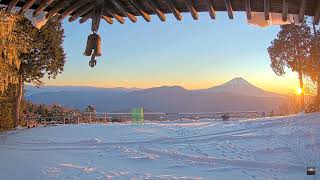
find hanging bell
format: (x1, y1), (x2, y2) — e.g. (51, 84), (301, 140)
(84, 33), (101, 57)
(84, 33), (102, 68)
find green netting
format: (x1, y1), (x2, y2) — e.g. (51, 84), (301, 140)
(131, 108), (144, 125)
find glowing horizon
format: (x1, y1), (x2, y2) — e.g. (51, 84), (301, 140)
(43, 12), (301, 95)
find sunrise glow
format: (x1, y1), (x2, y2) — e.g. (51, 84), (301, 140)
(296, 87), (303, 95)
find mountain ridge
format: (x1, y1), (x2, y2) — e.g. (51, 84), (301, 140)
(27, 77), (284, 112)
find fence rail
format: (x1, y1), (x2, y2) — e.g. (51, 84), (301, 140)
(23, 111), (261, 126)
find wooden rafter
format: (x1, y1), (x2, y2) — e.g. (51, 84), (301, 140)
(282, 0), (288, 22)
(104, 7), (125, 24)
(315, 0), (320, 25)
(146, 0), (166, 22)
(102, 15), (113, 24)
(92, 5), (103, 32)
(6, 0), (19, 12)
(33, 0), (55, 17)
(185, 0), (198, 20)
(18, 0), (37, 15)
(59, 0), (89, 21)
(164, 0), (182, 21)
(204, 0), (216, 19)
(46, 0), (70, 19)
(128, 0), (151, 22)
(1, 0), (320, 26)
(224, 0), (233, 19)
(264, 0), (270, 20)
(110, 0), (137, 23)
(79, 11), (92, 24)
(244, 0), (251, 20)
(69, 4), (94, 22)
(298, 0), (306, 23)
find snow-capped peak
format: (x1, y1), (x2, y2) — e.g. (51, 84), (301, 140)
(221, 77), (252, 87)
(201, 77), (281, 97)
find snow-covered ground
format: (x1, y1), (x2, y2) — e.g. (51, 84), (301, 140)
(0, 113), (320, 180)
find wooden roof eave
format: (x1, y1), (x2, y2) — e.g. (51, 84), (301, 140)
(1, 0), (320, 25)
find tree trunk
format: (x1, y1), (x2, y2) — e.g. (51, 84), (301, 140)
(312, 22), (320, 107)
(298, 71), (305, 110)
(317, 73), (320, 105)
(13, 76), (23, 128)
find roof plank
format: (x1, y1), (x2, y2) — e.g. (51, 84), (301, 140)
(164, 0), (182, 21)
(204, 0), (216, 19)
(282, 0), (288, 22)
(224, 0), (233, 19)
(59, 0), (89, 21)
(6, 0), (19, 12)
(128, 0), (151, 22)
(104, 7), (125, 24)
(79, 11), (92, 24)
(69, 4), (94, 22)
(110, 0), (137, 23)
(244, 0), (251, 20)
(18, 0), (37, 15)
(102, 15), (113, 24)
(146, 0), (166, 22)
(33, 0), (55, 17)
(264, 0), (270, 20)
(298, 0), (306, 23)
(185, 0), (198, 20)
(46, 0), (70, 19)
(314, 0), (320, 24)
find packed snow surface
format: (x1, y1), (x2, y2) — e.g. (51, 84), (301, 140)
(1, 113), (320, 180)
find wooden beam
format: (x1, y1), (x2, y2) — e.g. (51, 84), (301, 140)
(315, 1), (320, 25)
(46, 0), (69, 19)
(102, 15), (113, 24)
(33, 0), (55, 17)
(79, 12), (92, 24)
(298, 0), (306, 23)
(59, 0), (89, 21)
(264, 0), (270, 20)
(282, 0), (288, 22)
(163, 0), (182, 21)
(184, 0), (198, 20)
(224, 0), (233, 19)
(146, 0), (166, 22)
(128, 0), (151, 22)
(204, 0), (216, 19)
(244, 0), (251, 20)
(69, 4), (94, 22)
(6, 0), (19, 12)
(104, 8), (125, 24)
(110, 0), (137, 23)
(92, 6), (103, 32)
(18, 0), (37, 15)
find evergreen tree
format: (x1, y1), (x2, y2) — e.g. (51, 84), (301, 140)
(13, 16), (66, 127)
(85, 105), (96, 114)
(268, 23), (312, 109)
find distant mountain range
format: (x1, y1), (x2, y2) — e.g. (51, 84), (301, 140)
(26, 77), (284, 113)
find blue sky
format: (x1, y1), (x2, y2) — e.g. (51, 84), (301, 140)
(44, 11), (299, 94)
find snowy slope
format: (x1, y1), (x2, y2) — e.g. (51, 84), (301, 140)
(0, 113), (319, 180)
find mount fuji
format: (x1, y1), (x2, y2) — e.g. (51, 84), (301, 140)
(200, 77), (281, 97)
